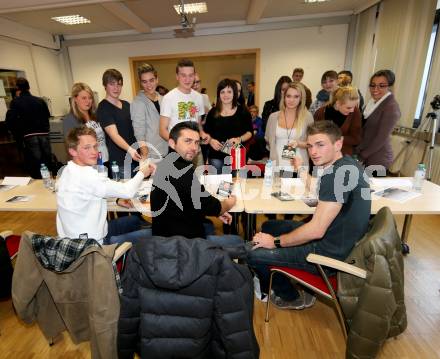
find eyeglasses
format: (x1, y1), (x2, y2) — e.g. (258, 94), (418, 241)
(369, 83), (388, 89)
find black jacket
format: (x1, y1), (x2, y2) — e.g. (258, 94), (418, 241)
(118, 236), (260, 359)
(5, 91), (50, 138)
(151, 151), (221, 239)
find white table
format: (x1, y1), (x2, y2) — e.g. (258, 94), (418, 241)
(239, 178), (440, 246)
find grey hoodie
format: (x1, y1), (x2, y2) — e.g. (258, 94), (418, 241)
(130, 91), (168, 159)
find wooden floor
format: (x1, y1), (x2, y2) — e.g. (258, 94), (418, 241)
(0, 212), (439, 358)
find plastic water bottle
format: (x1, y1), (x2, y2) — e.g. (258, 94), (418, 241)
(264, 160), (273, 187)
(111, 161), (120, 181)
(412, 163), (426, 192)
(40, 164), (53, 189)
(96, 152), (106, 177)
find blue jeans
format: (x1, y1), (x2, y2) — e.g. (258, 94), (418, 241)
(104, 216), (152, 246)
(246, 220), (318, 301)
(208, 158), (231, 175)
(203, 221), (243, 247)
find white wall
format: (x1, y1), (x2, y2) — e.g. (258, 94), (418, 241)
(0, 37), (69, 116)
(68, 24), (348, 108)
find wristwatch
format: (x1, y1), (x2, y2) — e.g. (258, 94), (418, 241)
(274, 236), (282, 248)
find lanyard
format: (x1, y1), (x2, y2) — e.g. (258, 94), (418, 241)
(283, 110), (295, 142)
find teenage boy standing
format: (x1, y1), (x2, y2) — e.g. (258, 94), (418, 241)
(159, 59), (209, 145)
(97, 69), (141, 178)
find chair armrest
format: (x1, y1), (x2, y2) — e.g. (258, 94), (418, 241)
(113, 242), (132, 262)
(307, 253), (367, 279)
(0, 230), (13, 239)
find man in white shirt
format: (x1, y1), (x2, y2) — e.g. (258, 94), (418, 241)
(56, 126), (155, 245)
(159, 59), (209, 144)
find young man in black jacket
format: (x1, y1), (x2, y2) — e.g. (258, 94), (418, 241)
(5, 78), (53, 178)
(151, 121), (242, 246)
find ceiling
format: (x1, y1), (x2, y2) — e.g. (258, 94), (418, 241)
(0, 0), (375, 39)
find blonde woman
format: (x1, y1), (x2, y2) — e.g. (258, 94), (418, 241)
(63, 82), (109, 164)
(314, 86), (361, 156)
(265, 82), (314, 170)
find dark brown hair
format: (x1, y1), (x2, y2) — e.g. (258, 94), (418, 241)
(306, 120), (342, 143)
(176, 58), (195, 74)
(102, 69), (123, 87)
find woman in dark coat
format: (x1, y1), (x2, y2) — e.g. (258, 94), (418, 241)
(357, 69), (401, 170)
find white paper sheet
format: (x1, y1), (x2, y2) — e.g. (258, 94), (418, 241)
(373, 187), (421, 203)
(371, 178), (413, 189)
(2, 177), (32, 186)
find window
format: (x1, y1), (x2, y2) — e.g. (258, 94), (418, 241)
(413, 6), (440, 127)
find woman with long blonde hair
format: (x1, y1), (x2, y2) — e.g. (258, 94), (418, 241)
(63, 82), (109, 164)
(265, 82), (314, 169)
(314, 86), (361, 155)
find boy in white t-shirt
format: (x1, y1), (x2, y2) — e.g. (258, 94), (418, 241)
(159, 59), (209, 144)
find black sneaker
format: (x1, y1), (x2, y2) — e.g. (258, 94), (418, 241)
(270, 292), (305, 310)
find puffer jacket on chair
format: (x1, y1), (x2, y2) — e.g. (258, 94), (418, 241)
(338, 207), (407, 359)
(117, 236), (259, 359)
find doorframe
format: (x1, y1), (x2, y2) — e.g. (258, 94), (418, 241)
(128, 48), (260, 105)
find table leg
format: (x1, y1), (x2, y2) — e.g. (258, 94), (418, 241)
(401, 214), (412, 255)
(245, 213), (255, 241)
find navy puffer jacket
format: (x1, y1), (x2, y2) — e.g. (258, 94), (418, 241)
(117, 236), (259, 359)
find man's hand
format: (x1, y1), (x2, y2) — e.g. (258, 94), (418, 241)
(224, 194), (237, 208)
(252, 232), (276, 249)
(218, 212), (232, 225)
(290, 155), (303, 171)
(209, 138), (223, 151)
(128, 147), (142, 162)
(116, 198), (133, 208)
(139, 160), (156, 177)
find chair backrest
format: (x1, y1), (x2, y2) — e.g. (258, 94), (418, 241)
(338, 207), (407, 358)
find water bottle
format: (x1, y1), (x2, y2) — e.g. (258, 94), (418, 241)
(264, 160), (273, 187)
(97, 152), (103, 166)
(412, 163), (426, 192)
(96, 152), (106, 176)
(40, 164), (53, 189)
(111, 161), (120, 181)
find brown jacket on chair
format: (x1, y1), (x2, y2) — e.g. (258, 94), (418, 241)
(314, 105), (362, 156)
(338, 207), (407, 359)
(12, 231), (120, 359)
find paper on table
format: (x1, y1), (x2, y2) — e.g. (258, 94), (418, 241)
(373, 187), (421, 203)
(371, 178), (413, 189)
(199, 174), (233, 186)
(2, 177), (32, 186)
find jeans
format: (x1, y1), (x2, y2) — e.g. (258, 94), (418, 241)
(203, 221), (243, 247)
(23, 135), (53, 179)
(246, 220), (318, 301)
(208, 158), (232, 175)
(104, 215), (152, 246)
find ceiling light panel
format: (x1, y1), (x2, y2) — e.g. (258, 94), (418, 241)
(174, 2), (208, 15)
(51, 15), (91, 25)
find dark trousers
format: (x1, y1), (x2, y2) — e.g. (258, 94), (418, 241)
(23, 134), (53, 179)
